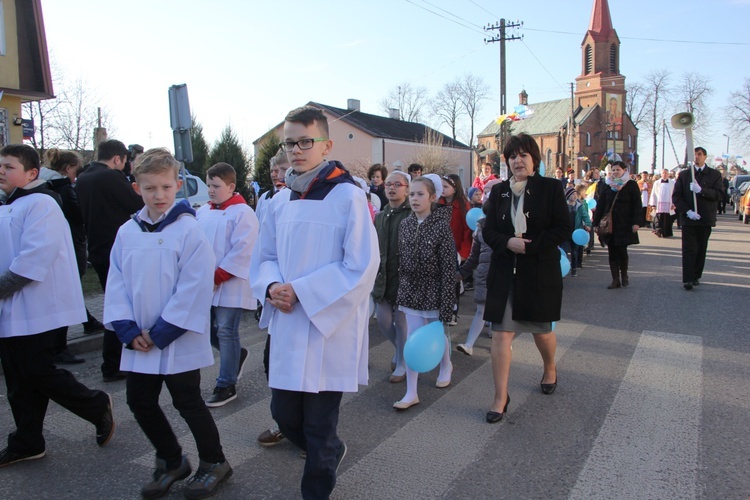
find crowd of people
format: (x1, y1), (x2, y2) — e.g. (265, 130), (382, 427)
(0, 103), (729, 498)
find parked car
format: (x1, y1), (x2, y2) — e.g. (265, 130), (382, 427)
(740, 186), (750, 224)
(177, 173), (210, 208)
(729, 175), (750, 214)
(733, 181), (750, 219)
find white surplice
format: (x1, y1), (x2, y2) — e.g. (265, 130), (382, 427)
(197, 204), (259, 309)
(250, 183), (378, 393)
(0, 194), (86, 337)
(650, 179), (675, 214)
(104, 212), (215, 375)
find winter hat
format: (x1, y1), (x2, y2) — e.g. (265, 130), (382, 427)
(468, 187), (480, 200)
(564, 186), (577, 201)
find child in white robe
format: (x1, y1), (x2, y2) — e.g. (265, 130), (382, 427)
(197, 162), (258, 408)
(104, 148), (232, 499)
(0, 144), (113, 468)
(251, 106), (378, 499)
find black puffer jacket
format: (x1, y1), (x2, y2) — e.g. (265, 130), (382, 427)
(396, 204), (456, 323)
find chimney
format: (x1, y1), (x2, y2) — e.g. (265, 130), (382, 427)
(347, 99), (361, 111)
(388, 108), (400, 120)
(519, 89), (528, 105)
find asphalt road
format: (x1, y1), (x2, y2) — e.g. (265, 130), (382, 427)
(1, 213), (748, 499)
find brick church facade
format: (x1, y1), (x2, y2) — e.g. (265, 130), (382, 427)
(476, 0), (639, 177)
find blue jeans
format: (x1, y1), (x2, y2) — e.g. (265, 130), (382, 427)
(209, 306), (242, 388)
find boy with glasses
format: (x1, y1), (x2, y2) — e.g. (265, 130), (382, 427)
(251, 106), (378, 499)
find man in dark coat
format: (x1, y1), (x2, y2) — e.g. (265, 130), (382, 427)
(672, 147), (724, 290)
(75, 139), (144, 381)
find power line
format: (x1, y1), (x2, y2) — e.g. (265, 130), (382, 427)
(522, 27), (750, 46)
(466, 0), (500, 21)
(404, 0), (485, 35)
(418, 0), (484, 30)
(520, 39), (567, 91)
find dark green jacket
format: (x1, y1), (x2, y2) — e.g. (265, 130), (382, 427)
(372, 201), (411, 303)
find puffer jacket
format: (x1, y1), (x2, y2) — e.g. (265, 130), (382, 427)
(396, 204), (456, 323)
(372, 200), (411, 303)
(458, 218), (491, 303)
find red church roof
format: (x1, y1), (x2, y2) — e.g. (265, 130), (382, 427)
(587, 0), (614, 41)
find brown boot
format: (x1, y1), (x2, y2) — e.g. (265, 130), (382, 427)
(607, 261), (621, 289)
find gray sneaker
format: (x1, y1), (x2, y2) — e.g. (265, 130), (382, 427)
(184, 460), (232, 499)
(141, 455), (191, 499)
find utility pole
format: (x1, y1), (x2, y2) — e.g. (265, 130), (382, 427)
(485, 19), (522, 154)
(569, 82), (575, 175)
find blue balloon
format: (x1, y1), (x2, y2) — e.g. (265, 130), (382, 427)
(465, 207), (484, 231)
(551, 321), (556, 331)
(404, 321), (445, 373)
(559, 246), (567, 260)
(539, 160), (546, 177)
(587, 198), (597, 210)
(572, 228), (590, 246)
(560, 254), (571, 277)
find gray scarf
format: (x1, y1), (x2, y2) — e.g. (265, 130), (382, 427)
(285, 161), (328, 195)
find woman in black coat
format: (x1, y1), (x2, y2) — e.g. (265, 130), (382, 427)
(482, 134), (571, 423)
(592, 161), (641, 289)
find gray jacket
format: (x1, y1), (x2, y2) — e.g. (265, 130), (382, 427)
(459, 219), (491, 303)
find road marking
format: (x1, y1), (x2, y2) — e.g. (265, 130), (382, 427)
(570, 330), (702, 500)
(333, 322), (585, 500)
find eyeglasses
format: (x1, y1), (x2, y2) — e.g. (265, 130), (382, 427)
(279, 137), (327, 152)
(384, 182), (408, 188)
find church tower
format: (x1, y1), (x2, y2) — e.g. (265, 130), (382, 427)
(574, 0), (625, 111)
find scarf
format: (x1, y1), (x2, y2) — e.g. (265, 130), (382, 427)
(509, 174), (529, 237)
(285, 161), (329, 195)
(605, 170), (630, 191)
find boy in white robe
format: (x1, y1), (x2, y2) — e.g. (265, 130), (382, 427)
(196, 162), (258, 407)
(251, 106), (378, 499)
(104, 148), (232, 499)
(0, 145), (114, 468)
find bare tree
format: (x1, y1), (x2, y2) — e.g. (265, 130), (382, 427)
(643, 70), (672, 170)
(431, 79), (465, 141)
(408, 127), (451, 176)
(51, 78), (112, 151)
(725, 77), (750, 151)
(22, 98), (62, 152)
(457, 73), (489, 147)
(671, 71), (715, 146)
(625, 81), (649, 130)
(380, 82), (429, 122)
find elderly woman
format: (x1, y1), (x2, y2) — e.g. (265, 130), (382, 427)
(482, 133), (571, 423)
(592, 160), (641, 289)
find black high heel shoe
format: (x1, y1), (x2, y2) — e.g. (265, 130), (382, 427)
(541, 375), (557, 395)
(486, 394), (510, 424)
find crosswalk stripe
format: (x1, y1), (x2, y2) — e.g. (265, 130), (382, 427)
(570, 330), (702, 499)
(334, 322), (586, 499)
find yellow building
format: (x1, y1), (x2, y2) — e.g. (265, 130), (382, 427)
(0, 0), (52, 145)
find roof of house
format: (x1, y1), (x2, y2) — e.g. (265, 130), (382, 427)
(310, 102), (470, 149)
(477, 99), (603, 138)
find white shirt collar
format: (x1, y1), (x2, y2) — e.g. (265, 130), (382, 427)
(137, 202), (176, 225)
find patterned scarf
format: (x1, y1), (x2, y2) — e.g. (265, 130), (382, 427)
(509, 174), (530, 237)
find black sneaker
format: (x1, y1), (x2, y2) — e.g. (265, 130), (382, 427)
(141, 455), (191, 499)
(53, 349), (85, 364)
(184, 460), (232, 499)
(0, 447), (46, 468)
(335, 442), (347, 474)
(102, 371), (127, 383)
(692, 279), (700, 286)
(96, 393), (115, 446)
(205, 385), (236, 408)
(236, 348), (249, 382)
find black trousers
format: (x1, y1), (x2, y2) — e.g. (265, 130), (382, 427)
(126, 370), (225, 464)
(271, 389), (343, 500)
(91, 260), (122, 377)
(681, 225), (712, 283)
(0, 329), (108, 454)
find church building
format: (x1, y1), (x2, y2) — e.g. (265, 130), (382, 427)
(475, 0), (638, 177)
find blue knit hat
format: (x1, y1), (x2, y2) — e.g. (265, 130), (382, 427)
(468, 187), (480, 200)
